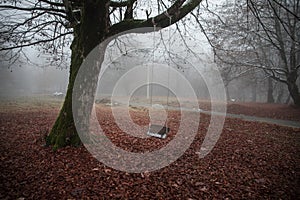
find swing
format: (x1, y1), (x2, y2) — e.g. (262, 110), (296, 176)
(146, 13), (172, 139)
(147, 124), (169, 139)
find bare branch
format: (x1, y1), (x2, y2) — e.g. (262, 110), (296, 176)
(38, 0), (65, 7)
(272, 0), (300, 20)
(109, 0), (203, 36)
(109, 0), (131, 8)
(0, 4), (66, 13)
(0, 31), (72, 51)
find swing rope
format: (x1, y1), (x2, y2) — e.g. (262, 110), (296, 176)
(166, 13), (172, 135)
(150, 21), (156, 108)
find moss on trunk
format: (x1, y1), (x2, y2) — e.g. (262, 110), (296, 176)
(47, 1), (109, 150)
(47, 25), (82, 150)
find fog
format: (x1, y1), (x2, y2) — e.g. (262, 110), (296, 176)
(0, 26), (294, 104)
(0, 28), (213, 101)
(0, 64), (68, 97)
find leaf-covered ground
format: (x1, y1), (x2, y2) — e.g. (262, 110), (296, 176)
(0, 98), (299, 199)
(226, 102), (300, 122)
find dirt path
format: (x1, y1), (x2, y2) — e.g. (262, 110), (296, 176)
(128, 102), (300, 128)
(200, 110), (300, 129)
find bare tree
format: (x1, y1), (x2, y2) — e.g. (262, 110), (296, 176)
(200, 0), (300, 105)
(0, 0), (204, 149)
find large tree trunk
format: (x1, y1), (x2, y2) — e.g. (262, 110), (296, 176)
(47, 0), (109, 150)
(46, 25), (82, 149)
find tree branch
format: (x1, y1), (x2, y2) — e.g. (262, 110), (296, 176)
(109, 0), (131, 8)
(272, 0), (300, 20)
(0, 5), (66, 13)
(38, 0), (65, 7)
(109, 0), (203, 36)
(0, 31), (72, 51)
(124, 0), (137, 20)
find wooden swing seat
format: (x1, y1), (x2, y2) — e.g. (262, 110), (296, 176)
(147, 124), (170, 139)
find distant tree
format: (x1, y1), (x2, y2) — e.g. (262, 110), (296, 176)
(200, 0), (300, 105)
(0, 0), (204, 149)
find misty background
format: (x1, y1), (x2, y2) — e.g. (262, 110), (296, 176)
(0, 0), (297, 104)
(0, 28), (293, 103)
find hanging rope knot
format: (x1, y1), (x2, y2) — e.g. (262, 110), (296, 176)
(164, 10), (171, 17)
(164, 10), (172, 24)
(151, 17), (157, 27)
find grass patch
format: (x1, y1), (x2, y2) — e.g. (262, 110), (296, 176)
(0, 95), (63, 112)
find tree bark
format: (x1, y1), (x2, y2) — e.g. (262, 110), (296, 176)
(267, 77), (274, 103)
(287, 71), (300, 106)
(276, 86), (284, 103)
(47, 0), (109, 150)
(46, 25), (82, 150)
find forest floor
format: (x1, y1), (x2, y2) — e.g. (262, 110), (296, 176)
(0, 96), (299, 199)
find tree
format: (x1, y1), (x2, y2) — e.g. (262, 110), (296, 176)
(249, 0), (300, 105)
(0, 0), (203, 149)
(201, 0), (300, 105)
